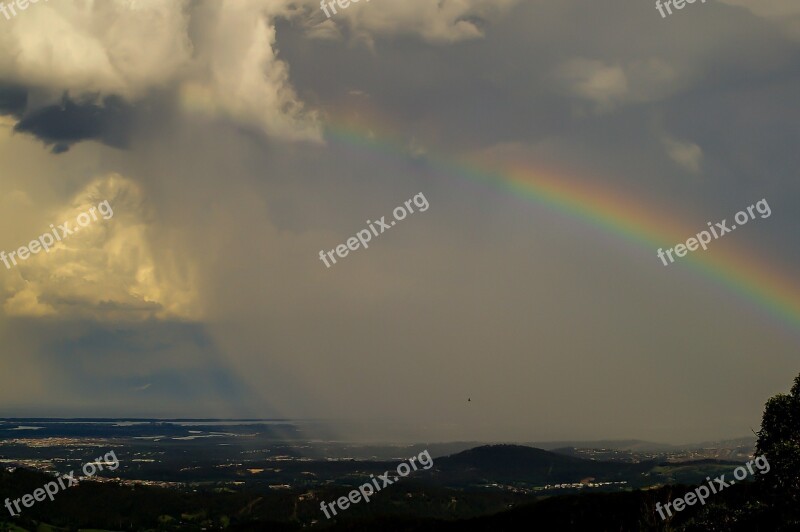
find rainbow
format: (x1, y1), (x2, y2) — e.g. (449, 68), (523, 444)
(323, 117), (800, 335)
(175, 85), (800, 334)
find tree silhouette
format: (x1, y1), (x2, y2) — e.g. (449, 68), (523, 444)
(755, 372), (800, 525)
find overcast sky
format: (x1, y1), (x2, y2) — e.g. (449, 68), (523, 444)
(0, 0), (798, 444)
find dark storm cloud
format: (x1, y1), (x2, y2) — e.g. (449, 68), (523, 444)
(0, 84), (27, 118)
(277, 0), (800, 165)
(13, 94), (134, 153)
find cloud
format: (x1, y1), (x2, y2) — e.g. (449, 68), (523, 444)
(555, 57), (682, 113)
(0, 0), (522, 148)
(13, 94), (133, 152)
(0, 0), (321, 144)
(0, 174), (199, 322)
(176, 0), (321, 142)
(304, 17), (342, 41)
(3, 283), (57, 317)
(662, 136), (703, 174)
(1, 190), (32, 207)
(718, 0), (800, 18)
(0, 84), (27, 117)
(0, 0), (193, 98)
(718, 0), (800, 40)
(556, 59), (629, 112)
(305, 0), (520, 44)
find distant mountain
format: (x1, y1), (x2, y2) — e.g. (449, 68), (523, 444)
(526, 439), (675, 452)
(683, 437), (755, 450)
(525, 437), (755, 453)
(428, 444), (650, 485)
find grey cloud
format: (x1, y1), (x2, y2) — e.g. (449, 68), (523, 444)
(0, 84), (27, 118)
(13, 94), (133, 153)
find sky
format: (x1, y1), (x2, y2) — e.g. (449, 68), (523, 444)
(0, 0), (798, 444)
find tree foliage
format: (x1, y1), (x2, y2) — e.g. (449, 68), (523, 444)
(754, 371), (800, 527)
